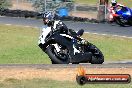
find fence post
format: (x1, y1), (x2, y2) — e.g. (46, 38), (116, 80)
(16, 0), (19, 9)
(74, 4), (76, 12)
(97, 0), (108, 21)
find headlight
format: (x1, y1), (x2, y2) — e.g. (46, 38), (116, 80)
(126, 11), (131, 15)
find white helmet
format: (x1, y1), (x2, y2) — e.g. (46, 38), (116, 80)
(111, 0), (116, 3)
(42, 12), (54, 25)
(42, 12), (53, 20)
(111, 0), (117, 6)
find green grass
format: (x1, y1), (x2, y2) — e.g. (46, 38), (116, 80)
(0, 25), (50, 64)
(0, 78), (131, 88)
(0, 24), (132, 64)
(74, 0), (132, 7)
(82, 34), (132, 61)
(74, 0), (97, 5)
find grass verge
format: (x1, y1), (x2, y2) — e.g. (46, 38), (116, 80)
(82, 33), (132, 61)
(0, 24), (50, 64)
(0, 78), (131, 88)
(74, 0), (132, 7)
(0, 24), (132, 64)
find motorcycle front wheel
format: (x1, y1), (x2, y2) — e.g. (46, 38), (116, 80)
(115, 16), (126, 27)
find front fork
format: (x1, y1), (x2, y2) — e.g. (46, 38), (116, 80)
(52, 44), (61, 53)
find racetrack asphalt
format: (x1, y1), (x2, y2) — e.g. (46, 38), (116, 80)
(0, 16), (132, 38)
(0, 16), (132, 67)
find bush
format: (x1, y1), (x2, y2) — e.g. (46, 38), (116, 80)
(32, 0), (74, 13)
(32, 0), (47, 13)
(0, 0), (12, 9)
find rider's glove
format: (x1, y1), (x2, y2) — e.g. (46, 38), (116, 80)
(80, 39), (89, 45)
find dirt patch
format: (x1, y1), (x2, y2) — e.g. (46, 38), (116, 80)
(0, 67), (132, 82)
(10, 0), (97, 18)
(10, 0), (34, 11)
(69, 11), (97, 19)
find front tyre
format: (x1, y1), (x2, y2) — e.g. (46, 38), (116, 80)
(45, 45), (70, 64)
(115, 16), (126, 27)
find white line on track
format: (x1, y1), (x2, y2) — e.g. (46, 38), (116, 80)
(5, 24), (12, 26)
(5, 24), (38, 28)
(4, 23), (132, 39)
(85, 32), (132, 39)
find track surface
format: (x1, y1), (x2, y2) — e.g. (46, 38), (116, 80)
(0, 16), (132, 37)
(0, 16), (132, 67)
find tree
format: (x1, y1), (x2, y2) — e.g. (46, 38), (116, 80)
(32, 0), (61, 13)
(32, 0), (46, 12)
(0, 0), (12, 9)
(32, 0), (74, 13)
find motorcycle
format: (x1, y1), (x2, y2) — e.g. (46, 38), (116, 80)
(38, 25), (104, 64)
(112, 6), (132, 26)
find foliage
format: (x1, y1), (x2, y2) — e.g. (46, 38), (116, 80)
(32, 0), (74, 13)
(0, 0), (12, 9)
(32, 0), (46, 12)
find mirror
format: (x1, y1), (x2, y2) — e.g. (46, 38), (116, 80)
(77, 29), (84, 37)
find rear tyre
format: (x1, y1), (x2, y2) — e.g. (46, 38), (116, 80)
(91, 55), (104, 64)
(128, 18), (132, 26)
(88, 43), (104, 64)
(51, 60), (57, 64)
(72, 62), (79, 64)
(45, 45), (70, 64)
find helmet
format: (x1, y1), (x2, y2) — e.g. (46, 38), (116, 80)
(111, 0), (117, 6)
(42, 12), (53, 20)
(42, 12), (54, 25)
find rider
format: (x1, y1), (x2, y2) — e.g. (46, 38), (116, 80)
(42, 11), (85, 42)
(42, 12), (79, 48)
(108, 0), (124, 22)
(42, 11), (70, 34)
(41, 12), (89, 62)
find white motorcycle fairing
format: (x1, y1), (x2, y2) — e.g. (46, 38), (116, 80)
(38, 21), (60, 45)
(38, 26), (52, 44)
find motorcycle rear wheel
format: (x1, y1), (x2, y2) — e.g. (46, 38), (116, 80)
(88, 43), (104, 64)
